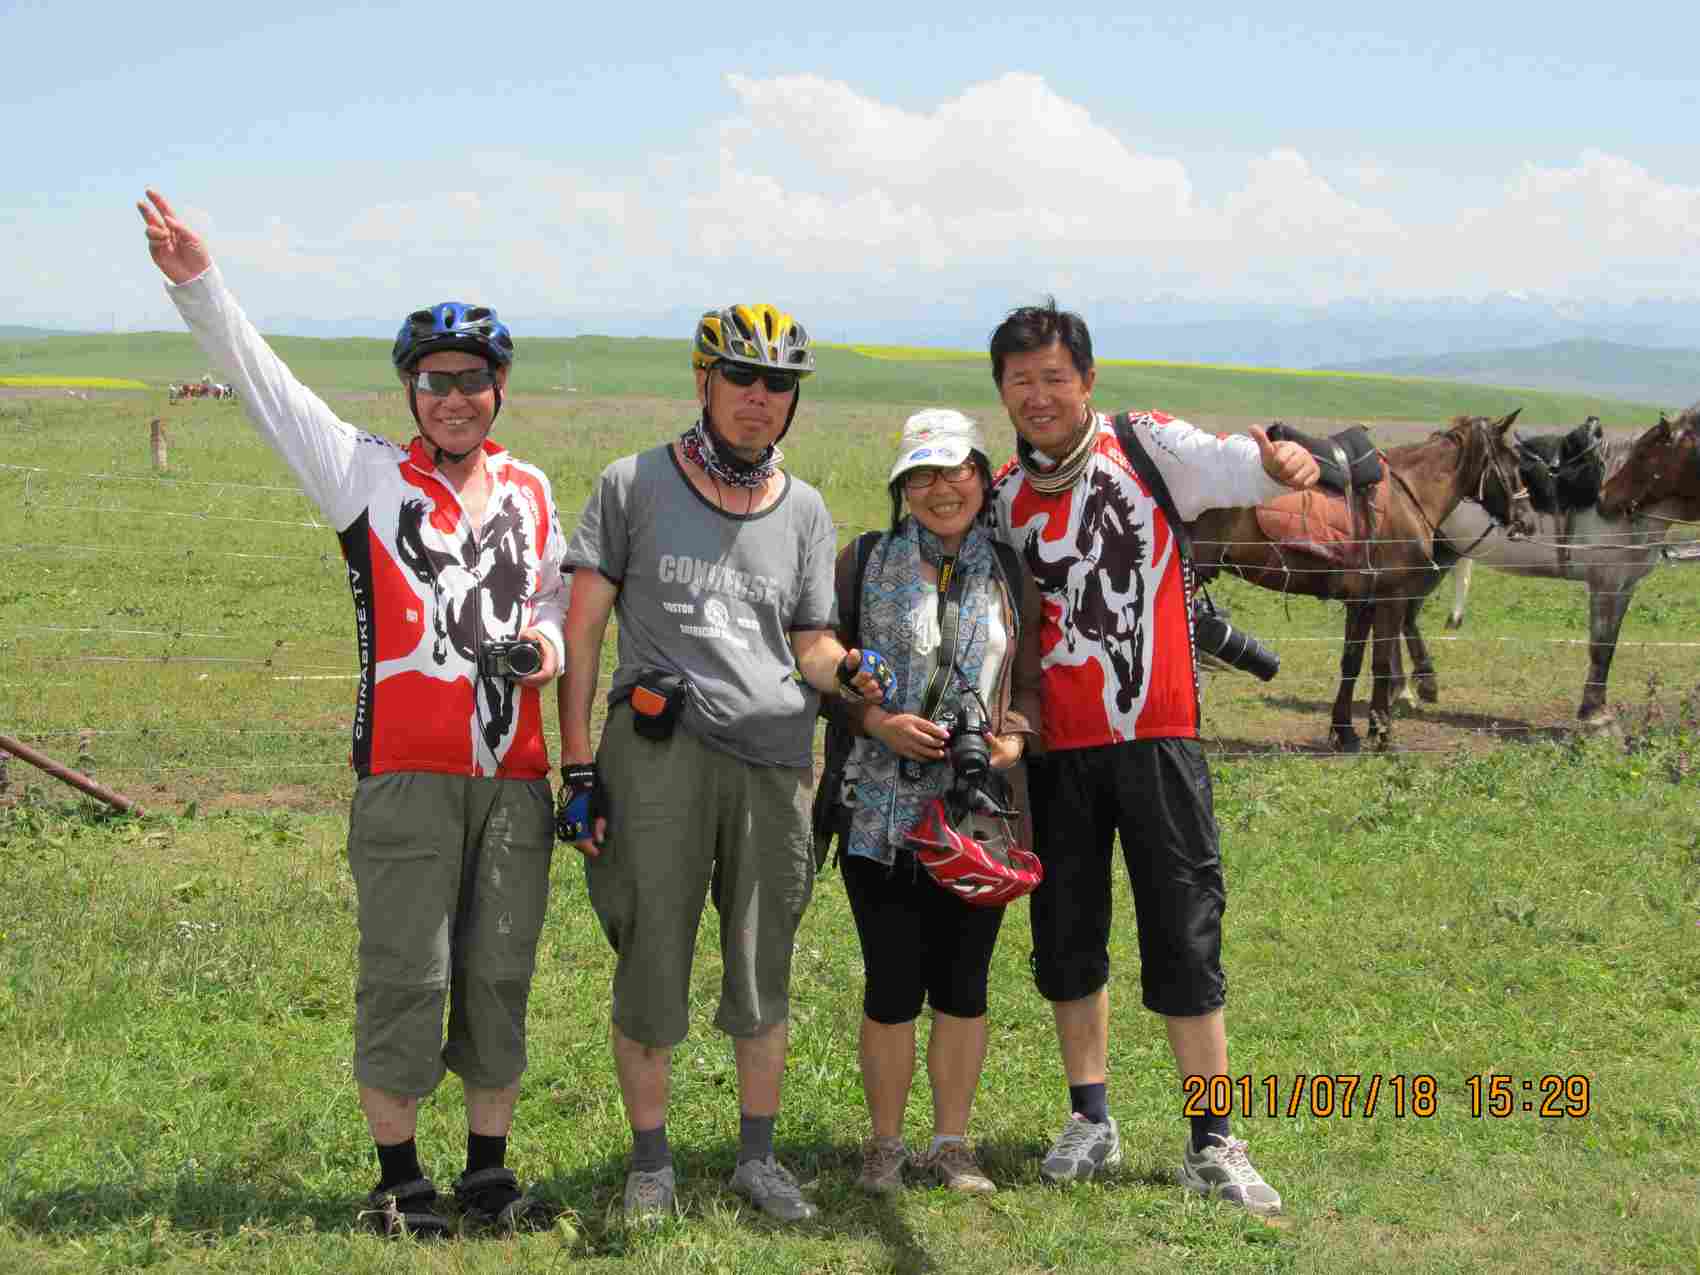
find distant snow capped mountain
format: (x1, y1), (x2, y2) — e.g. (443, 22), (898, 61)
(247, 295), (1700, 376)
(1329, 339), (1700, 407)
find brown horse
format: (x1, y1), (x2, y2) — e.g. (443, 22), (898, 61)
(1192, 412), (1535, 751)
(1598, 407), (1700, 523)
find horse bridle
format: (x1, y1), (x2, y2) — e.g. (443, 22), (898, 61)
(1468, 418), (1531, 544)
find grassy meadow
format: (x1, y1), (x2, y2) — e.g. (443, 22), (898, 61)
(0, 329), (1670, 421)
(1, 347), (1698, 1272)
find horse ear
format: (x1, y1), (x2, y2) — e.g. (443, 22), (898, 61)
(1495, 408), (1521, 433)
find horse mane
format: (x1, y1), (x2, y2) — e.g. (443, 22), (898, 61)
(1599, 435), (1637, 480)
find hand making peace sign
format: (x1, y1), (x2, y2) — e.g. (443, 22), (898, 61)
(136, 189), (211, 286)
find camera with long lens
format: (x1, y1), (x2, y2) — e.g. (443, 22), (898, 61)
(478, 638), (544, 681)
(1192, 596), (1280, 682)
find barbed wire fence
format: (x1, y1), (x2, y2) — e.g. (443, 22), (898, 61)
(0, 448), (358, 806)
(3, 438), (1698, 811)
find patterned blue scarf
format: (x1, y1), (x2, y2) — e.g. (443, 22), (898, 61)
(845, 517), (997, 866)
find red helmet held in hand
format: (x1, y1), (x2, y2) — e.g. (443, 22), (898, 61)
(905, 796), (1043, 908)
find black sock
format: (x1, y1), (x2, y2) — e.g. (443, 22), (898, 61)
(1069, 1082), (1109, 1125)
(631, 1124), (671, 1173)
(465, 1132), (507, 1177)
(375, 1138), (423, 1191)
(1191, 1113), (1232, 1153)
(738, 1113), (776, 1165)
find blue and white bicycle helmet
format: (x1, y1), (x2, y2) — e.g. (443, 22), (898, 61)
(391, 302), (515, 371)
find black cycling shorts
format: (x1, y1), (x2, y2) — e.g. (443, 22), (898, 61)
(842, 852), (1007, 1023)
(1025, 737), (1226, 1016)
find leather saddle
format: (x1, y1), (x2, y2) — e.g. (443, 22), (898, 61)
(1266, 423), (1383, 492)
(1253, 423), (1387, 569)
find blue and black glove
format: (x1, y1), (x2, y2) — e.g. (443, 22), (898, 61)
(836, 647), (896, 703)
(556, 764), (609, 846)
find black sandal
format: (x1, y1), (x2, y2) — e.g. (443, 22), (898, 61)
(454, 1166), (557, 1235)
(361, 1176), (453, 1239)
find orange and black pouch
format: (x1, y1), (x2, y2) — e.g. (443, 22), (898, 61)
(628, 670), (688, 741)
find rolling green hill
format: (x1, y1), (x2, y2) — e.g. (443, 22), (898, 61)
(1330, 339), (1700, 409)
(0, 330), (1667, 427)
(0, 325), (74, 340)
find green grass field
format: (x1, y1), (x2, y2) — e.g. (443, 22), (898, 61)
(1, 369), (1698, 1273)
(0, 328), (1668, 423)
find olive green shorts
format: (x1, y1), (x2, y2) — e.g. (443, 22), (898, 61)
(586, 705), (815, 1048)
(346, 771), (554, 1096)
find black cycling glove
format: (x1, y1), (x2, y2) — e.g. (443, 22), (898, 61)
(556, 764), (608, 845)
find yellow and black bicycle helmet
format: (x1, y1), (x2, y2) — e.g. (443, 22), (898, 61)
(692, 305), (815, 377)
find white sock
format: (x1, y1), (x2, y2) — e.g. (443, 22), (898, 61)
(929, 1134), (966, 1156)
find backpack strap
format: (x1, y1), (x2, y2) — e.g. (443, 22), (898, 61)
(845, 529), (882, 640)
(811, 529), (885, 871)
(1112, 412), (1191, 564)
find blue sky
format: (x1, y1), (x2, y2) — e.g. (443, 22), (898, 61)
(4, 0), (1698, 335)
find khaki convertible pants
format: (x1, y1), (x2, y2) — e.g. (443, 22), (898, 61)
(347, 771), (554, 1096)
(587, 705), (815, 1048)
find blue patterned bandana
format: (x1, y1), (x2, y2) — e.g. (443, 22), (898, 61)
(844, 518), (996, 866)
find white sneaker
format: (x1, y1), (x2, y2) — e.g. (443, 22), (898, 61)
(1178, 1133), (1282, 1215)
(729, 1155), (817, 1222)
(1040, 1113), (1122, 1183)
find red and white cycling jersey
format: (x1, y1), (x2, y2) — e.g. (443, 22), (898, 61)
(170, 266), (567, 780)
(989, 411), (1282, 752)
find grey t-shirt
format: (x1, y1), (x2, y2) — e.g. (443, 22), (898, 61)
(566, 443), (839, 768)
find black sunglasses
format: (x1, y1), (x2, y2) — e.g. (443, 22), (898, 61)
(411, 368), (497, 397)
(716, 362), (799, 394)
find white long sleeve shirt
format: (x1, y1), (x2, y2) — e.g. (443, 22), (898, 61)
(989, 410), (1284, 749)
(168, 265), (568, 779)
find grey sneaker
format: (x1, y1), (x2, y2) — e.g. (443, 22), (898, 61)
(1178, 1133), (1282, 1215)
(921, 1140), (995, 1194)
(1041, 1114), (1122, 1183)
(858, 1135), (909, 1196)
(729, 1155), (818, 1222)
(622, 1166), (676, 1226)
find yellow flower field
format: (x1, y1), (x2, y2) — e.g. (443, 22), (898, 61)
(0, 374), (149, 389)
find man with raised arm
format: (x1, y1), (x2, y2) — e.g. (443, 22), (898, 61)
(984, 299), (1317, 1215)
(556, 304), (887, 1225)
(138, 190), (566, 1238)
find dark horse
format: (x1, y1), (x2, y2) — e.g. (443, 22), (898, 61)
(1191, 413), (1534, 751)
(1388, 416), (1607, 711)
(1598, 407), (1700, 524)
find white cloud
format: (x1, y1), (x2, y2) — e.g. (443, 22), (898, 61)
(1430, 148), (1700, 296)
(8, 74), (1700, 329)
(697, 71), (1202, 266)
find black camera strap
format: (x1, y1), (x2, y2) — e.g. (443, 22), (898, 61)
(918, 554), (969, 720)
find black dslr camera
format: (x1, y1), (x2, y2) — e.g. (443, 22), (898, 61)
(1192, 595), (1280, 683)
(479, 638), (544, 681)
(940, 695), (992, 787)
(897, 689), (993, 787)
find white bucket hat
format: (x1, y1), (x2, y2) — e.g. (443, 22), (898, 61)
(888, 409), (988, 484)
